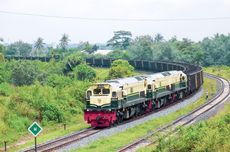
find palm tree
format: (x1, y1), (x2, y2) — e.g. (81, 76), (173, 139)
(34, 37), (45, 56)
(59, 34), (70, 51)
(154, 33), (164, 42)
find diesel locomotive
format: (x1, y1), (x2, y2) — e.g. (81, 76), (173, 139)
(84, 70), (188, 127)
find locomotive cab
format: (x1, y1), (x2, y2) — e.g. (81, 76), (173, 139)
(85, 83), (122, 110)
(84, 83), (121, 127)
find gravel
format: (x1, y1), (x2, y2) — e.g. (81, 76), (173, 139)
(59, 88), (204, 152)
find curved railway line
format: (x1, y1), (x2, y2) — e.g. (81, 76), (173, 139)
(5, 56), (228, 151)
(22, 73), (229, 152)
(118, 73), (230, 152)
(23, 88), (202, 152)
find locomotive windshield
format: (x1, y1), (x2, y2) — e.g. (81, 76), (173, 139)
(93, 88), (110, 95)
(103, 89), (110, 94)
(93, 89), (101, 94)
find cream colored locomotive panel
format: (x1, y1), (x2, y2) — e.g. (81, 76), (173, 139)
(90, 96), (111, 106)
(123, 81), (145, 95)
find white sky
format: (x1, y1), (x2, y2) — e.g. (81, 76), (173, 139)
(0, 0), (230, 44)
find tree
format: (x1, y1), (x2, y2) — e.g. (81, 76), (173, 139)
(107, 30), (132, 49)
(128, 35), (154, 60)
(59, 34), (70, 50)
(0, 38), (4, 54)
(74, 64), (96, 81)
(157, 43), (174, 61)
(154, 33), (164, 42)
(106, 50), (129, 59)
(0, 44), (5, 54)
(176, 42), (204, 65)
(6, 41), (32, 56)
(12, 61), (39, 86)
(34, 37), (45, 56)
(91, 44), (99, 52)
(83, 42), (93, 54)
(201, 34), (230, 66)
(108, 59), (134, 79)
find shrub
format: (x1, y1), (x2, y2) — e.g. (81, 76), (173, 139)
(0, 83), (14, 96)
(12, 61), (39, 86)
(46, 74), (72, 88)
(42, 102), (64, 123)
(74, 64), (96, 81)
(0, 62), (12, 83)
(0, 53), (4, 62)
(108, 59), (134, 79)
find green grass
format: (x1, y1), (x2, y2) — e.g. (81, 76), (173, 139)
(7, 117), (89, 152)
(204, 66), (230, 79)
(74, 77), (216, 152)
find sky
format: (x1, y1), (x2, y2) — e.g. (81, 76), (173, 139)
(0, 0), (230, 44)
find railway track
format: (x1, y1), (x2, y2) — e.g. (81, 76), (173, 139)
(21, 74), (214, 152)
(23, 128), (100, 152)
(22, 91), (201, 152)
(23, 89), (203, 152)
(118, 73), (230, 152)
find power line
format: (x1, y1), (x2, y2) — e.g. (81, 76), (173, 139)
(0, 10), (230, 22)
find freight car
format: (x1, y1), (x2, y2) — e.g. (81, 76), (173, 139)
(84, 58), (203, 127)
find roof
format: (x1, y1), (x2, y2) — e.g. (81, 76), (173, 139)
(94, 50), (113, 55)
(94, 70), (184, 89)
(146, 70), (183, 81)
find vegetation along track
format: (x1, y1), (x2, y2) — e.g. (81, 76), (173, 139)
(118, 73), (230, 152)
(23, 128), (100, 152)
(8, 57), (204, 151)
(22, 86), (203, 152)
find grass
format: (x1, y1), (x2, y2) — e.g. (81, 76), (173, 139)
(74, 77), (216, 152)
(204, 65), (230, 79)
(2, 117), (89, 152)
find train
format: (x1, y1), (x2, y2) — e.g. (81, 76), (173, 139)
(84, 58), (203, 127)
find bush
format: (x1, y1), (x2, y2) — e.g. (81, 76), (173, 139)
(12, 61), (39, 86)
(42, 102), (64, 123)
(63, 52), (86, 74)
(0, 62), (12, 83)
(0, 83), (14, 96)
(74, 64), (96, 81)
(46, 74), (72, 88)
(108, 59), (134, 79)
(0, 53), (4, 62)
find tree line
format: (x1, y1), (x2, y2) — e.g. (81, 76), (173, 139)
(1, 31), (230, 66)
(105, 31), (230, 66)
